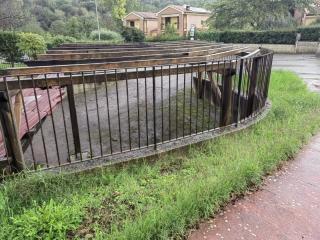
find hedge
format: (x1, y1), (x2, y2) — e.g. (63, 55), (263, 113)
(195, 26), (320, 44)
(298, 26), (320, 42)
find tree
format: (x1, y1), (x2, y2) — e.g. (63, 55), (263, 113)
(112, 0), (127, 21)
(0, 0), (27, 30)
(209, 0), (314, 30)
(17, 32), (47, 59)
(0, 32), (22, 67)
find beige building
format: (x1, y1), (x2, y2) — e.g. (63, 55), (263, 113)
(122, 12), (158, 36)
(294, 1), (320, 26)
(123, 5), (211, 37)
(157, 5), (210, 36)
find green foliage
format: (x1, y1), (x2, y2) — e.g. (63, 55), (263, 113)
(209, 0), (313, 30)
(121, 27), (145, 42)
(45, 35), (77, 49)
(17, 32), (46, 59)
(297, 25), (320, 41)
(1, 72), (320, 239)
(1, 200), (84, 240)
(90, 29), (123, 41)
(147, 24), (185, 42)
(111, 0), (127, 20)
(0, 31), (22, 66)
(196, 27), (320, 44)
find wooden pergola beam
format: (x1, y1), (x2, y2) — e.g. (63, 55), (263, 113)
(0, 61), (238, 90)
(2, 48), (247, 76)
(38, 44), (226, 61)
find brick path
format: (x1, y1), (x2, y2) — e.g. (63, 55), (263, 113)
(188, 134), (320, 240)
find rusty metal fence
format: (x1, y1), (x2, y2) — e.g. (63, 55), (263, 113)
(0, 46), (273, 174)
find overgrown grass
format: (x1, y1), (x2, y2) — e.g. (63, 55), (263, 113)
(1, 71), (320, 239)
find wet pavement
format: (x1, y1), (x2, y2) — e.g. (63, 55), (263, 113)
(273, 54), (320, 92)
(188, 134), (320, 240)
(188, 54), (320, 240)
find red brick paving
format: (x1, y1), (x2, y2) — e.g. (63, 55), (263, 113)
(188, 134), (320, 240)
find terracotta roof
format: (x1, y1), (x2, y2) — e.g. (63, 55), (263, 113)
(133, 12), (157, 19)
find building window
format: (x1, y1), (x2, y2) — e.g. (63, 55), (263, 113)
(130, 21), (135, 27)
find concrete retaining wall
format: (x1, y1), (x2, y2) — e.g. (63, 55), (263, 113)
(233, 41), (319, 54)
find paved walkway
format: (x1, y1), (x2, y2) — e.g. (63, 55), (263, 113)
(188, 134), (320, 240)
(188, 54), (320, 240)
(273, 54), (320, 92)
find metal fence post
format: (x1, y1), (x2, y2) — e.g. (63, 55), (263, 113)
(152, 66), (157, 150)
(0, 90), (25, 171)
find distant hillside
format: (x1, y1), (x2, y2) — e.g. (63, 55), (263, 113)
(0, 0), (211, 36)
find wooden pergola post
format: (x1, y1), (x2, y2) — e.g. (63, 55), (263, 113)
(220, 69), (236, 127)
(67, 84), (81, 157)
(247, 57), (261, 117)
(0, 91), (25, 171)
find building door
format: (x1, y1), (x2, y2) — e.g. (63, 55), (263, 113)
(165, 17), (171, 26)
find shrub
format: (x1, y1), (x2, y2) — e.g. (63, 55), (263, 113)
(147, 24), (185, 42)
(121, 27), (145, 42)
(195, 26), (320, 44)
(297, 26), (320, 42)
(90, 28), (123, 41)
(46, 35), (77, 48)
(196, 30), (297, 44)
(17, 32), (46, 59)
(0, 31), (22, 66)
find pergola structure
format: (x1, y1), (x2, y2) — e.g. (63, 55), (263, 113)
(0, 41), (273, 174)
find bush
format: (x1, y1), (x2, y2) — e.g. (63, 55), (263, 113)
(196, 26), (320, 44)
(17, 32), (46, 59)
(0, 31), (22, 66)
(121, 27), (145, 42)
(90, 29), (123, 41)
(147, 24), (185, 42)
(46, 35), (77, 48)
(297, 26), (320, 42)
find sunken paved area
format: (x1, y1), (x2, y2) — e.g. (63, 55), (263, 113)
(188, 54), (320, 240)
(188, 133), (320, 240)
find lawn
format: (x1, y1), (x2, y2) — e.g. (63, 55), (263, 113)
(1, 71), (320, 239)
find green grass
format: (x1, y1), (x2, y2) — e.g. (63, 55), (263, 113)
(1, 71), (320, 239)
(0, 62), (27, 70)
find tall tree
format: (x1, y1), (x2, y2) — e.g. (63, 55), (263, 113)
(209, 0), (314, 30)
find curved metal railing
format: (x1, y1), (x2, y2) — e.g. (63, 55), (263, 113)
(0, 42), (273, 174)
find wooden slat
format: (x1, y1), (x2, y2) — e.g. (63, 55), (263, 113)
(220, 69), (235, 127)
(247, 56), (261, 116)
(38, 44), (226, 61)
(0, 91), (25, 171)
(46, 42), (219, 54)
(29, 46), (234, 66)
(0, 62), (238, 90)
(2, 48), (248, 76)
